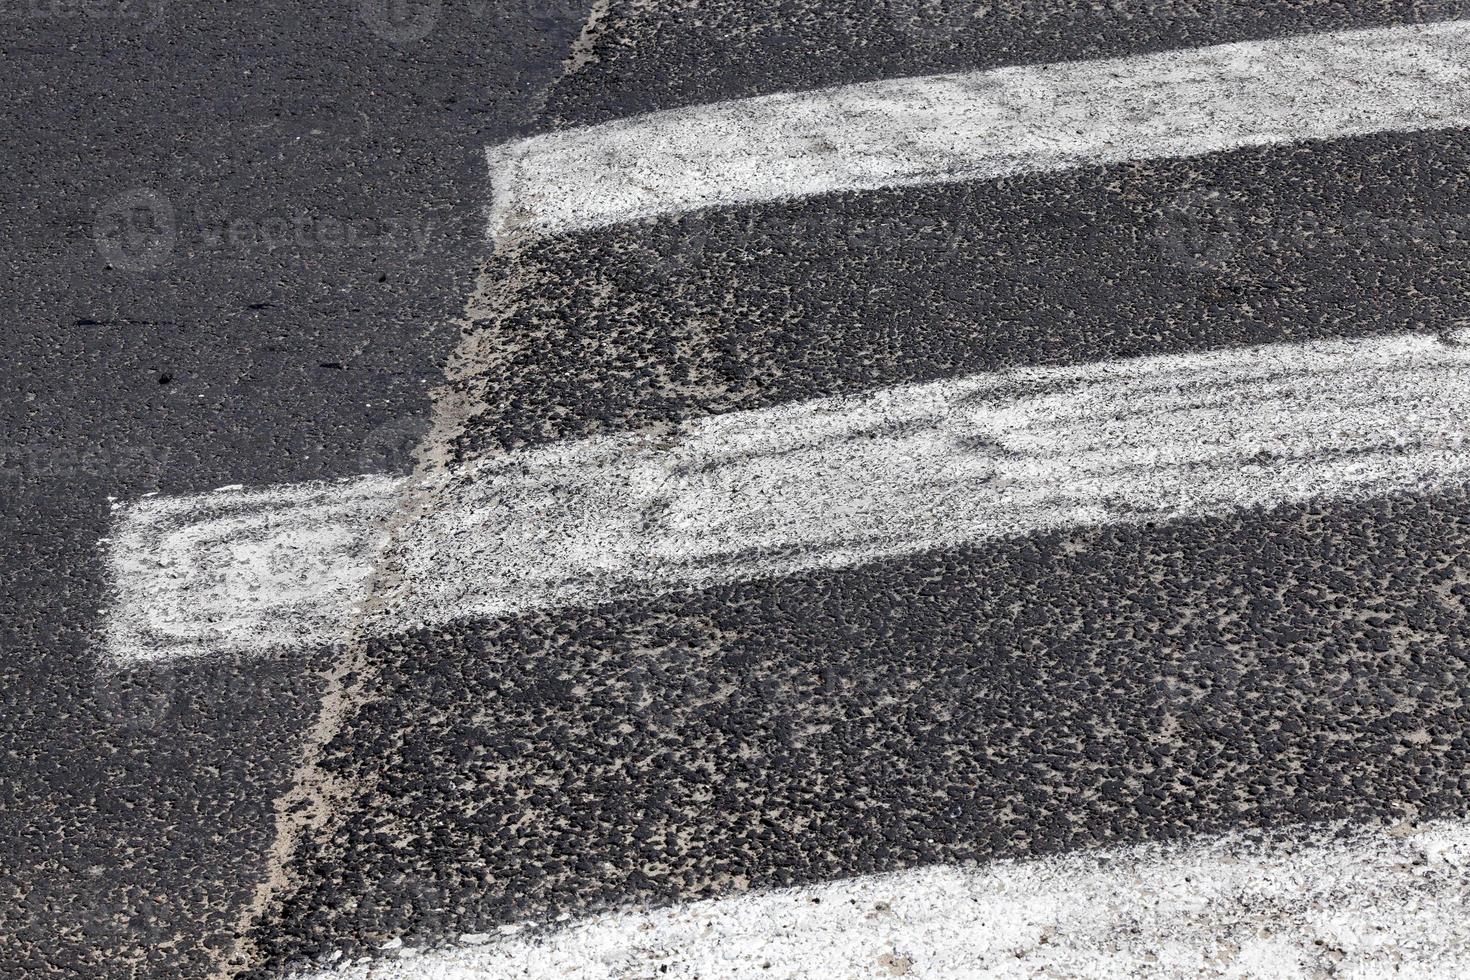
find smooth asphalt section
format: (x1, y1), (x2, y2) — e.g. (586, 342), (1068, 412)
(220, 2), (1470, 978)
(0, 2), (589, 978)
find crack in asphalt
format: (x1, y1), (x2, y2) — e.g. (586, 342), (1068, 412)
(209, 5), (612, 975)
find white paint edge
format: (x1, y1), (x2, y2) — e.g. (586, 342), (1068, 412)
(105, 329), (1470, 662)
(291, 817), (1470, 979)
(485, 20), (1470, 240)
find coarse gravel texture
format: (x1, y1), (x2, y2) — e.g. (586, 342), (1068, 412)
(288, 818), (1470, 979)
(238, 1), (1470, 975)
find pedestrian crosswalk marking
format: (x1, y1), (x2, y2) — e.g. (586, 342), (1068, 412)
(105, 328), (1470, 662)
(290, 818), (1470, 979)
(486, 20), (1470, 241)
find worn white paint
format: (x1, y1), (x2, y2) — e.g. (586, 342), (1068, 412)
(485, 20), (1470, 240)
(292, 818), (1470, 979)
(103, 475), (402, 663)
(103, 329), (1470, 662)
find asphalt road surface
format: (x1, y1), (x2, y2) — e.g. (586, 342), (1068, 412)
(5, 2), (1470, 978)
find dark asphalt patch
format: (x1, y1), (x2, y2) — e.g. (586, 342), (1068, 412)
(0, 2), (588, 976)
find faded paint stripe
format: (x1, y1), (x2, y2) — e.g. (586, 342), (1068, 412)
(292, 818), (1470, 978)
(105, 329), (1470, 662)
(104, 475), (402, 662)
(485, 20), (1470, 240)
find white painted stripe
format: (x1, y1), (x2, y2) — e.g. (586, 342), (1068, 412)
(105, 329), (1470, 662)
(485, 20), (1470, 240)
(104, 475), (402, 661)
(293, 818), (1470, 979)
